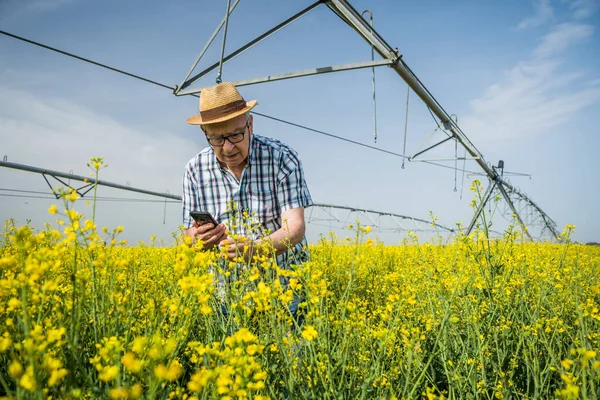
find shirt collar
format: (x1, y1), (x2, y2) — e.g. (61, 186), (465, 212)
(247, 133), (257, 166)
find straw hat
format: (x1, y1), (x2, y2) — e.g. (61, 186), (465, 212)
(186, 82), (257, 125)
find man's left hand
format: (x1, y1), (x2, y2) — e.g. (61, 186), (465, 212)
(220, 237), (255, 262)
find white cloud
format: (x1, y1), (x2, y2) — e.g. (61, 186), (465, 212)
(533, 23), (594, 58)
(0, 0), (75, 21)
(566, 0), (600, 19)
(462, 23), (600, 146)
(0, 86), (205, 241)
(516, 0), (554, 30)
(0, 87), (199, 196)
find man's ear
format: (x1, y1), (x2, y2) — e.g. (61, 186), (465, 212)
(200, 125), (206, 134)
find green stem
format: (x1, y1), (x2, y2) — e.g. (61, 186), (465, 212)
(92, 169), (99, 223)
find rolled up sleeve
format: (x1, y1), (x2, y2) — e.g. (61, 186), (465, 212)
(277, 149), (312, 212)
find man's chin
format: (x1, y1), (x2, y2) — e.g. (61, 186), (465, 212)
(219, 155), (245, 168)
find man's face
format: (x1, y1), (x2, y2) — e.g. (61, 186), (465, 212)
(203, 114), (252, 169)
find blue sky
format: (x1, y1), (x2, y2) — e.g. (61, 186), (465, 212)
(1, 0), (599, 243)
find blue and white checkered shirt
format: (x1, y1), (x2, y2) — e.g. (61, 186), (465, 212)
(182, 133), (312, 268)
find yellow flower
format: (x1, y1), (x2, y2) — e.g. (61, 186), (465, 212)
(99, 365), (119, 382)
(201, 304), (212, 315)
(0, 336), (13, 352)
(7, 297), (21, 312)
(64, 190), (79, 202)
(582, 350), (596, 360)
(48, 368), (69, 386)
(302, 325), (318, 341)
(109, 387), (129, 399)
(122, 352), (142, 373)
(19, 367), (36, 392)
(154, 360), (183, 381)
(561, 359), (574, 370)
(246, 344), (260, 355)
(131, 384), (143, 398)
(48, 204), (58, 214)
(8, 360), (23, 378)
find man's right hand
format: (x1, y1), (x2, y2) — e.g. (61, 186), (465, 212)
(184, 221), (227, 250)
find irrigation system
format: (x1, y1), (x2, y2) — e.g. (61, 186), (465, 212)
(0, 0), (560, 242)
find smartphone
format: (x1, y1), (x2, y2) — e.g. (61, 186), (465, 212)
(190, 210), (219, 226)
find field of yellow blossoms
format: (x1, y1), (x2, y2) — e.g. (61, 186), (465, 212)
(1, 174), (599, 399)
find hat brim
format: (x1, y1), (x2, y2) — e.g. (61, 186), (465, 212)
(186, 100), (258, 125)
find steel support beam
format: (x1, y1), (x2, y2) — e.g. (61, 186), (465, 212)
(175, 0), (324, 95)
(411, 157), (480, 162)
(327, 0), (495, 180)
(232, 59), (393, 87)
(496, 181), (533, 241)
(175, 0), (242, 94)
(325, 0), (545, 240)
(0, 161), (181, 200)
(409, 136), (454, 160)
(465, 179), (497, 235)
(1, 161), (455, 233)
(502, 181), (559, 240)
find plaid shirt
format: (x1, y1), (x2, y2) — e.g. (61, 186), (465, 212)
(182, 133), (313, 268)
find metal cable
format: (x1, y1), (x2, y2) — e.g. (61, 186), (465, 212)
(0, 188), (179, 203)
(251, 111), (407, 158)
(0, 29), (486, 176)
(401, 85), (409, 169)
(0, 30), (173, 91)
(0, 193), (180, 203)
(216, 0), (232, 84)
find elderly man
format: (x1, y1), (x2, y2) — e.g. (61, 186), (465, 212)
(182, 82), (312, 268)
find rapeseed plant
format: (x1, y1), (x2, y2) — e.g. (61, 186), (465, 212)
(0, 161), (599, 399)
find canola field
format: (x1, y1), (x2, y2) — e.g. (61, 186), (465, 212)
(1, 197), (600, 399)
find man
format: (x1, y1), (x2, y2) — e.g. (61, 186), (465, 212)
(182, 82), (312, 269)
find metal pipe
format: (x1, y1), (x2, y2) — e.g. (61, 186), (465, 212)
(401, 85), (409, 169)
(327, 0), (497, 180)
(496, 181), (533, 241)
(501, 180), (559, 239)
(361, 9), (377, 143)
(411, 157), (480, 162)
(0, 161), (182, 200)
(0, 162), (455, 233)
(232, 59), (393, 87)
(311, 203), (454, 232)
(215, 0), (233, 84)
(177, 0), (324, 94)
(409, 136), (454, 160)
(465, 180), (497, 235)
(175, 0), (242, 93)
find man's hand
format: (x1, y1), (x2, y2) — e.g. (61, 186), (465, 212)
(184, 221), (227, 250)
(220, 237), (255, 262)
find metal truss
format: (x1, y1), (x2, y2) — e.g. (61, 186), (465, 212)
(307, 203), (454, 234)
(0, 160), (178, 200)
(501, 181), (560, 240)
(465, 177), (559, 241)
(0, 1), (561, 242)
(1, 160), (453, 238)
(173, 1), (395, 95)
(171, 0), (560, 242)
(1, 160), (560, 240)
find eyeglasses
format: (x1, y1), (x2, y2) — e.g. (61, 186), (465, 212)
(206, 122), (249, 147)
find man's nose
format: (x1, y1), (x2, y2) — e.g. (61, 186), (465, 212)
(223, 139), (235, 152)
